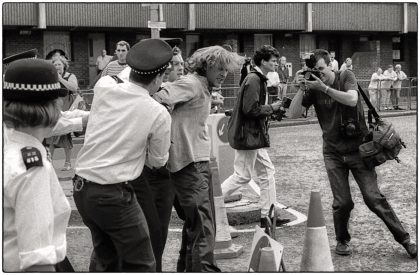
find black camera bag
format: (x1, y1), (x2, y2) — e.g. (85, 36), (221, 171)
(357, 84), (406, 169)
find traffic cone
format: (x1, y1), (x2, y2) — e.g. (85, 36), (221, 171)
(300, 191), (334, 271)
(258, 247), (277, 272)
(210, 157), (243, 259)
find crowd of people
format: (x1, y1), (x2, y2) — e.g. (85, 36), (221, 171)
(3, 38), (417, 272)
(368, 64), (407, 111)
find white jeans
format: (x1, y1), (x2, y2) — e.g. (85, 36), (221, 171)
(221, 149), (276, 217)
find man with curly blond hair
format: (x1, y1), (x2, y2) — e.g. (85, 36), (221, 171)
(153, 45), (242, 272)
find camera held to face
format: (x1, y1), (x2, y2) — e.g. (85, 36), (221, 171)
(298, 54), (321, 81)
(271, 96), (292, 122)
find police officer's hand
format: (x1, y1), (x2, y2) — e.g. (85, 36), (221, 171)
(270, 100), (282, 112)
(305, 73), (328, 93)
(82, 113), (89, 127)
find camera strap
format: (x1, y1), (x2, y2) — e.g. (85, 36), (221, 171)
(357, 83), (382, 126)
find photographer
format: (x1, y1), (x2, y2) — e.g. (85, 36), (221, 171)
(289, 49), (416, 259)
(223, 45), (290, 228)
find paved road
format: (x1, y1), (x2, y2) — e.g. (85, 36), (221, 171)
(60, 115), (417, 272)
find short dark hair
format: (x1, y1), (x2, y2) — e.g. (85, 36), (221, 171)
(129, 69), (166, 85)
(310, 49), (331, 68)
(253, 45), (279, 67)
(116, 41), (130, 51)
(3, 99), (61, 128)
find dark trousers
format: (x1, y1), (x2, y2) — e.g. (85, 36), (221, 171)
(134, 166), (175, 272)
(323, 151), (410, 244)
(171, 161), (220, 272)
(73, 175), (156, 272)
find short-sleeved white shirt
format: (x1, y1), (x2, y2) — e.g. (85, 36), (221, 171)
(4, 129), (71, 271)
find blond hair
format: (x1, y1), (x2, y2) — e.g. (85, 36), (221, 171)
(185, 45), (243, 75)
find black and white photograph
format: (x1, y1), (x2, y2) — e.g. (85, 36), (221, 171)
(2, 1), (418, 272)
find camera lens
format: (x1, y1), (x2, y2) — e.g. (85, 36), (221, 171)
(304, 72), (312, 80)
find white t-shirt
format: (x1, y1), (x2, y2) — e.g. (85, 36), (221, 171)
(266, 71), (280, 88)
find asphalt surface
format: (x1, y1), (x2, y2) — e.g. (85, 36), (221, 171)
(55, 113), (417, 272)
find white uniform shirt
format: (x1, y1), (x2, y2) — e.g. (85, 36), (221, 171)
(46, 109), (89, 138)
(4, 129), (71, 271)
(75, 76), (171, 184)
(266, 71), (280, 88)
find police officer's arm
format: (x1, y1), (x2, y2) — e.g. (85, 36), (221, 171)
(242, 76), (281, 118)
(145, 109), (171, 168)
(6, 168), (59, 271)
(46, 110), (89, 137)
(153, 78), (197, 109)
(306, 73), (358, 107)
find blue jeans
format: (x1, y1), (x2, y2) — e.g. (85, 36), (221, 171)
(323, 151), (410, 244)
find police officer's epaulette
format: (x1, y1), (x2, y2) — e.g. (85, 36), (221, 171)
(21, 147), (43, 170)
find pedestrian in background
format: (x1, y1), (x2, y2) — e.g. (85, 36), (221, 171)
(340, 57), (353, 71)
(266, 62), (280, 101)
(101, 41), (130, 77)
(223, 45), (290, 228)
(96, 49), (112, 75)
(329, 51), (339, 72)
(368, 67), (383, 110)
(73, 39), (173, 272)
(3, 59), (71, 271)
(392, 64), (407, 110)
(153, 45), (242, 272)
(381, 64), (397, 110)
(45, 55), (79, 171)
(278, 56), (289, 100)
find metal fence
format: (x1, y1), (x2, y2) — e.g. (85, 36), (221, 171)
(78, 77), (417, 112)
(220, 77), (418, 112)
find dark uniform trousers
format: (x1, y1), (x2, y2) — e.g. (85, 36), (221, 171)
(133, 166), (175, 272)
(323, 151), (410, 244)
(171, 161), (220, 272)
(72, 175), (156, 272)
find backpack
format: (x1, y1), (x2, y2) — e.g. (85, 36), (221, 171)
(357, 84), (406, 169)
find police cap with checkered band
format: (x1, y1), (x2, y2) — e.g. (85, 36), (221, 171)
(3, 59), (68, 102)
(126, 39), (173, 76)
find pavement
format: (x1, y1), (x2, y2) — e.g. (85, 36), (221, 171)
(56, 112), (417, 272)
(55, 108), (416, 227)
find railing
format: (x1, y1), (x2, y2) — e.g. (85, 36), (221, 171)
(77, 77), (417, 113)
(219, 77), (418, 112)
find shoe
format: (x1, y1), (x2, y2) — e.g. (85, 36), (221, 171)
(402, 240), (417, 259)
(260, 217), (291, 228)
(335, 241), (352, 256)
(396, 106), (405, 110)
(61, 162), (72, 171)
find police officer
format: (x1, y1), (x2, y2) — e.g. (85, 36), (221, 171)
(73, 39), (173, 272)
(3, 59), (71, 271)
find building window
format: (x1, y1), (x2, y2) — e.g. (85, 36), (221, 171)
(254, 34), (272, 51)
(299, 34), (316, 58)
(392, 36), (404, 61)
(186, 34), (200, 57)
(43, 31), (72, 60)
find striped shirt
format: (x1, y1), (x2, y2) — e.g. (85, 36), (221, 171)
(100, 60), (128, 77)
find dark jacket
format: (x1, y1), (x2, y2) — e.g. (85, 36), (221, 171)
(228, 69), (274, 150)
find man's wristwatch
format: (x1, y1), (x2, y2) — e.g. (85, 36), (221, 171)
(324, 86), (330, 95)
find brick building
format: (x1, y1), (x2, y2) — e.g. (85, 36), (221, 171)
(3, 3), (417, 89)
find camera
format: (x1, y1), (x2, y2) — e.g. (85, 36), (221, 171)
(298, 69), (321, 81)
(271, 97), (292, 122)
(339, 118), (361, 138)
(298, 54), (321, 81)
